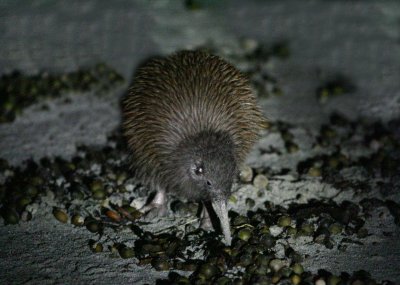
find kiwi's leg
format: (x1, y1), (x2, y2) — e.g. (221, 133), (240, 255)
(140, 189), (168, 220)
(199, 202), (213, 231)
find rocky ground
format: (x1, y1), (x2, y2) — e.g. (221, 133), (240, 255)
(0, 1), (399, 284)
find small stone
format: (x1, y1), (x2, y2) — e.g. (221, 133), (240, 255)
(71, 214), (84, 226)
(299, 223), (314, 236)
(287, 227), (297, 236)
(260, 226), (270, 234)
(291, 263), (304, 275)
(21, 211), (32, 222)
(92, 189), (106, 200)
(277, 215), (292, 227)
(260, 233), (276, 248)
(328, 223), (343, 235)
(109, 244), (120, 257)
(86, 220), (102, 233)
(327, 275), (341, 285)
(105, 210), (121, 222)
(229, 195), (238, 204)
(308, 167), (322, 177)
(271, 274), (281, 284)
(269, 225), (284, 237)
(90, 241), (103, 253)
(315, 279), (326, 285)
(239, 165), (253, 183)
(269, 259), (284, 272)
(241, 38), (259, 53)
(90, 179), (104, 192)
(238, 228), (252, 241)
(53, 208), (68, 223)
(198, 263), (219, 279)
(118, 246), (135, 259)
(253, 174), (268, 190)
(290, 274), (301, 285)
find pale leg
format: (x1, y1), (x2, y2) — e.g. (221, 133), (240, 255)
(200, 202), (213, 231)
(140, 189), (168, 220)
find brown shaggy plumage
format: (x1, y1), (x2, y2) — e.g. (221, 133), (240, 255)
(122, 50), (266, 197)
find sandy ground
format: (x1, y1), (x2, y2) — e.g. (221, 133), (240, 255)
(0, 1), (399, 284)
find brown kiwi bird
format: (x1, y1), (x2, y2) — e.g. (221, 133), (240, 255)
(122, 50), (267, 245)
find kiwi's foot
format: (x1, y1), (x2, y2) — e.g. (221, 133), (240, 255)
(140, 203), (168, 221)
(139, 190), (167, 221)
(199, 203), (213, 231)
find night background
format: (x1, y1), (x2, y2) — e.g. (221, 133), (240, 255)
(0, 1), (399, 284)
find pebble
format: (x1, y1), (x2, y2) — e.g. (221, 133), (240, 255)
(291, 274), (301, 285)
(271, 274), (281, 283)
(26, 203), (39, 215)
(118, 246), (135, 259)
(277, 215), (292, 227)
(269, 259), (284, 272)
(21, 211), (32, 222)
(315, 279), (326, 285)
(269, 225), (284, 237)
(328, 223), (343, 235)
(291, 263), (304, 274)
(253, 174), (269, 190)
(53, 208), (68, 223)
(238, 228), (252, 241)
(90, 242), (103, 253)
(327, 275), (341, 285)
(308, 167), (322, 177)
(105, 210), (121, 222)
(300, 223), (314, 236)
(198, 263), (219, 279)
(241, 38), (259, 53)
(239, 165), (253, 183)
(86, 220), (102, 233)
(71, 214), (84, 226)
(287, 227), (297, 236)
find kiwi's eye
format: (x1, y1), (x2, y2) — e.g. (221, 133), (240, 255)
(195, 166), (204, 176)
(206, 180), (212, 187)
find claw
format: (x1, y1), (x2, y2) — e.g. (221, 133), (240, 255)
(140, 203), (168, 221)
(139, 190), (167, 221)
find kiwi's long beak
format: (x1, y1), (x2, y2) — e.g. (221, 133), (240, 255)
(211, 199), (232, 246)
